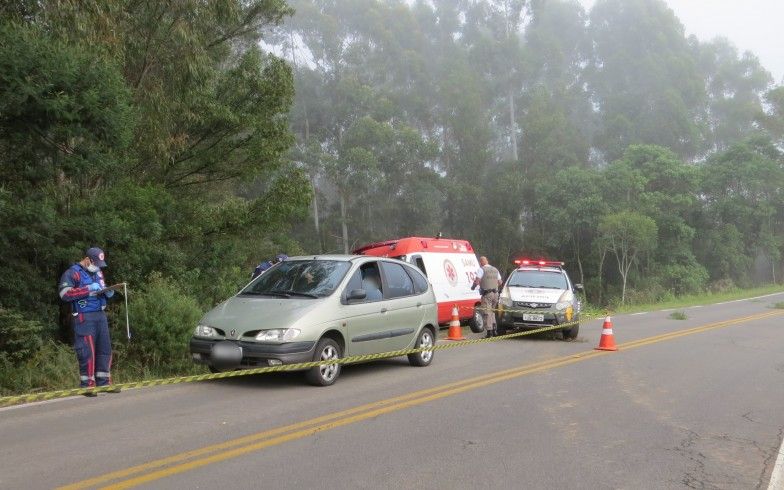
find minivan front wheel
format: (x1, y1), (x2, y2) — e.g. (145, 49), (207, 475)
(306, 338), (342, 386)
(408, 328), (435, 367)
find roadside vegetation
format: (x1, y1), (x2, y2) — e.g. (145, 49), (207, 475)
(1, 0), (783, 395)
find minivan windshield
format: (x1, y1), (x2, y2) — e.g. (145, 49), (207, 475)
(240, 260), (351, 298)
(507, 270), (568, 290)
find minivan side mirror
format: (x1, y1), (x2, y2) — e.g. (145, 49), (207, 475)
(346, 289), (367, 302)
(574, 284), (584, 292)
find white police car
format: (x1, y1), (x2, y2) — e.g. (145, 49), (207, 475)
(497, 260), (582, 340)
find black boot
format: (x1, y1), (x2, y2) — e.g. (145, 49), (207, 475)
(485, 329), (494, 338)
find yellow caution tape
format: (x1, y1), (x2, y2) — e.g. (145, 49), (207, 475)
(0, 319), (585, 408)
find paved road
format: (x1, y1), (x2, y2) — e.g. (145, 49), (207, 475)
(2, 293), (784, 489)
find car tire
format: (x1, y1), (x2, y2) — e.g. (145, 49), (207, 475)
(497, 322), (507, 336)
(306, 338), (342, 386)
(408, 328), (435, 367)
(208, 365), (223, 374)
(468, 309), (484, 333)
(562, 323), (579, 341)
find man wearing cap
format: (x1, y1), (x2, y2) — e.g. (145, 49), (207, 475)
(58, 247), (115, 394)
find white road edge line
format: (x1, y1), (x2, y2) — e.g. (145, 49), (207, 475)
(630, 312), (648, 316)
(0, 395), (82, 413)
(768, 430), (784, 489)
(661, 309), (674, 312)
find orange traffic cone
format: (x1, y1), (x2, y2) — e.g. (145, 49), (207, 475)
(595, 316), (618, 351)
(445, 305), (465, 341)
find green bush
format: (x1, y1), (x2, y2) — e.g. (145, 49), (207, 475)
(0, 308), (44, 363)
(657, 263), (709, 295)
(110, 274), (204, 379)
(0, 341), (76, 396)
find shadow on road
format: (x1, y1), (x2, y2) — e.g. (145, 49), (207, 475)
(201, 357), (412, 390)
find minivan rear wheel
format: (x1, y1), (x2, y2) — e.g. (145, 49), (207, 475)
(408, 328), (435, 367)
(306, 338), (342, 386)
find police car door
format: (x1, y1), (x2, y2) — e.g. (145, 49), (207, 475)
(341, 260), (389, 356)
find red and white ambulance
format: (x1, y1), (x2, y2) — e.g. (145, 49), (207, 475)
(353, 237), (483, 330)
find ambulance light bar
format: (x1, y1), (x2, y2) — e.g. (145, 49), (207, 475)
(514, 259), (565, 267)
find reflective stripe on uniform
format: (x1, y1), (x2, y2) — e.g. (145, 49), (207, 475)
(96, 372), (111, 378)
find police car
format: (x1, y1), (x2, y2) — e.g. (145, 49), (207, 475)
(497, 260), (582, 340)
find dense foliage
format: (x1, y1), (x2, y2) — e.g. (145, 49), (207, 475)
(1, 0), (783, 393)
(279, 0), (784, 302)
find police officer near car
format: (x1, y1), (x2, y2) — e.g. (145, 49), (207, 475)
(59, 247), (117, 395)
(473, 256), (502, 338)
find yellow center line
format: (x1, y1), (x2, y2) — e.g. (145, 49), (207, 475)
(60, 309), (783, 489)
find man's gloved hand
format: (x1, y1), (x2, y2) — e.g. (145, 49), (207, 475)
(88, 282), (103, 294)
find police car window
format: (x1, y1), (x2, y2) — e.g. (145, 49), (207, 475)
(241, 260), (351, 298)
(380, 262), (415, 298)
(508, 270), (568, 290)
(404, 265), (429, 294)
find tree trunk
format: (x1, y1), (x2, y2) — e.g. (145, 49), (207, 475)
(340, 192), (349, 254)
(597, 248), (606, 305)
(311, 177), (321, 253)
(509, 87), (518, 162)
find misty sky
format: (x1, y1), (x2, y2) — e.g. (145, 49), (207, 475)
(579, 0), (784, 84)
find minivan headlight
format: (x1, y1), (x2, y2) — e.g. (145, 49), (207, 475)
(255, 328), (301, 342)
(194, 325), (217, 337)
(555, 290), (574, 311)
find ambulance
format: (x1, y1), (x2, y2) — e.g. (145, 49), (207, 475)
(353, 237), (484, 331)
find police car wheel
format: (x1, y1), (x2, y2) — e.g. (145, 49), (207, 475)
(562, 324), (579, 341)
(468, 310), (484, 333)
(408, 328), (435, 367)
(306, 338), (342, 386)
(208, 365), (223, 374)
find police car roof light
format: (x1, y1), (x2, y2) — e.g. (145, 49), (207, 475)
(514, 259), (564, 267)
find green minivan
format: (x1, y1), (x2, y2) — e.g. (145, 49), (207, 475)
(189, 255), (438, 385)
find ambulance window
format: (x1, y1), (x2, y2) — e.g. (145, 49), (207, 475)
(380, 262), (415, 298)
(413, 257), (428, 276)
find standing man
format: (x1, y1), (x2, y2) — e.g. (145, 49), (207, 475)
(59, 247), (115, 394)
(473, 256), (502, 338)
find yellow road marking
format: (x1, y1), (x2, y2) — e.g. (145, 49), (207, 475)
(59, 309), (783, 489)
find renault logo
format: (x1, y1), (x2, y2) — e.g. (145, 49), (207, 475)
(230, 329), (236, 337)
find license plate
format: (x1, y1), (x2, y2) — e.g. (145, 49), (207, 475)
(212, 342), (242, 363)
(523, 314), (545, 322)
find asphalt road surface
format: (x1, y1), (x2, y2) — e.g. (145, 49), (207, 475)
(2, 292), (784, 490)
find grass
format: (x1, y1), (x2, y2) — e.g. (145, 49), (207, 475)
(669, 311), (688, 320)
(772, 302), (784, 309)
(609, 284), (784, 315)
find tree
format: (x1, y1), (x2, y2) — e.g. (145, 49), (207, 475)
(587, 0), (706, 161)
(598, 211), (658, 304)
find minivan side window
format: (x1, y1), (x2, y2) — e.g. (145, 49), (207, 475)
(380, 262), (416, 299)
(405, 265), (429, 294)
(343, 262), (384, 303)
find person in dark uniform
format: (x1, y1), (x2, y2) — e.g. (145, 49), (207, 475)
(58, 247), (116, 395)
(251, 253), (288, 279)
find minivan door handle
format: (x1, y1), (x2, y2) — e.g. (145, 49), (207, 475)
(416, 302), (422, 307)
(380, 308), (388, 314)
